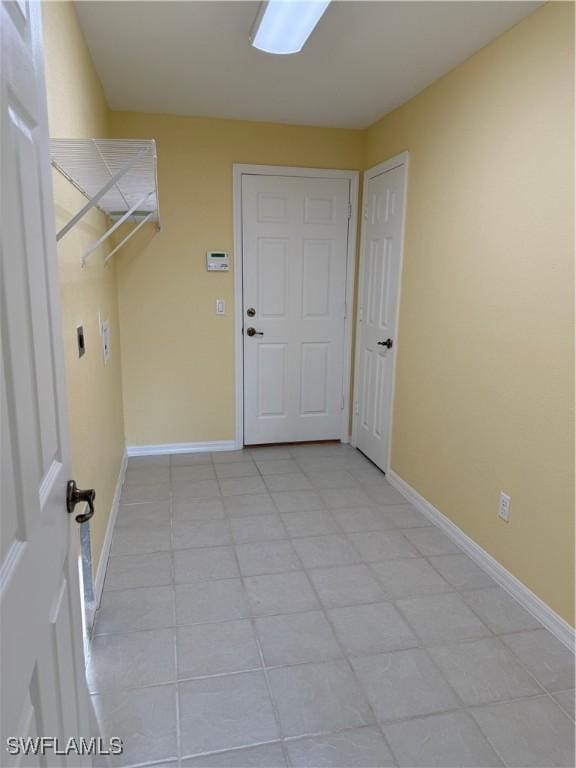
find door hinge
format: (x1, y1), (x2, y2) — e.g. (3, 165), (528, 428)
(363, 204), (368, 221)
(358, 306), (363, 322)
(354, 401), (359, 416)
(341, 394), (345, 410)
(347, 202), (352, 220)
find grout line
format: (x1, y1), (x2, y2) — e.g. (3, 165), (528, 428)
(93, 580), (548, 643)
(179, 737), (285, 765)
(119, 497), (172, 507)
(548, 690), (576, 722)
(226, 529), (292, 767)
(107, 528), (428, 563)
(114, 758), (179, 768)
(394, 600), (484, 713)
(90, 671), (562, 718)
(168, 486), (182, 766)
(175, 706), (528, 767)
(285, 542), (400, 766)
(464, 708), (511, 768)
(102, 556), (491, 596)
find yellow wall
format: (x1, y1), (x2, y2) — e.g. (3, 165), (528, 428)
(364, 1), (574, 623)
(42, 1), (574, 625)
(43, 2), (126, 579)
(109, 112), (363, 445)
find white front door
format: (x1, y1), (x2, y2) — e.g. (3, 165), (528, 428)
(355, 159), (407, 471)
(242, 174), (351, 445)
(1, 2), (96, 763)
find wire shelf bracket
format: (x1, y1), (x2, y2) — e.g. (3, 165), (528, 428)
(49, 138), (161, 266)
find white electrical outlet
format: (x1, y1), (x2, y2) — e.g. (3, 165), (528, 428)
(216, 299), (225, 315)
(498, 492), (511, 522)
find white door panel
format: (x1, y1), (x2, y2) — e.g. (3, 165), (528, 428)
(1, 2), (96, 762)
(356, 163), (406, 471)
(242, 175), (350, 444)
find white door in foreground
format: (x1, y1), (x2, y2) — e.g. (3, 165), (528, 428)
(242, 174), (351, 444)
(355, 161), (407, 471)
(1, 2), (96, 763)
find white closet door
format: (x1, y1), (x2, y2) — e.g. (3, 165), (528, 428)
(356, 163), (406, 471)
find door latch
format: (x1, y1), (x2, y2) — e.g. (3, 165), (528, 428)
(66, 480), (96, 524)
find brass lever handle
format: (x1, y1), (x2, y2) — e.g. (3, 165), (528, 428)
(66, 480), (96, 524)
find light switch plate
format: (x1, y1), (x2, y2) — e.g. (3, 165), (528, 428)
(216, 299), (225, 315)
(498, 492), (511, 522)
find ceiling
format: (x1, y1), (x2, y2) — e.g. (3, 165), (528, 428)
(75, 1), (542, 129)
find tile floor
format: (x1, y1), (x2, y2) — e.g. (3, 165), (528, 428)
(90, 444), (575, 768)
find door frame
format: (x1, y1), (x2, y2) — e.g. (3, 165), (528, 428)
(233, 164), (359, 448)
(351, 151), (410, 471)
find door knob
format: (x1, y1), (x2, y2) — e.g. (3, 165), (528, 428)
(246, 327), (264, 337)
(377, 338), (393, 349)
(66, 480), (96, 524)
(246, 307), (256, 317)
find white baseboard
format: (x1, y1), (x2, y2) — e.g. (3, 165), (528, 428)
(387, 469), (575, 652)
(127, 440), (237, 456)
(93, 450), (128, 609)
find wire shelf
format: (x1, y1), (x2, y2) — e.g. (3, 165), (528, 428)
(49, 138), (160, 264)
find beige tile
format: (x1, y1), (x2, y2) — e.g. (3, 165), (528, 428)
(269, 660), (374, 737)
(215, 462), (259, 478)
(179, 672), (279, 756)
(352, 649), (460, 722)
(384, 711), (502, 767)
(471, 697), (575, 768)
(429, 637), (543, 705)
(177, 620), (261, 678)
(219, 476), (267, 496)
(255, 610), (341, 666)
(93, 684), (177, 766)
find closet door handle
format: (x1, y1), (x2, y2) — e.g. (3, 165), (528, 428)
(246, 327), (264, 337)
(377, 338), (393, 349)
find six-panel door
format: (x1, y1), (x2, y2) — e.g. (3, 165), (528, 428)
(1, 2), (96, 762)
(356, 164), (406, 471)
(242, 175), (351, 444)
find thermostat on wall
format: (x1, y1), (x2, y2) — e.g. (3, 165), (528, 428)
(206, 251), (230, 272)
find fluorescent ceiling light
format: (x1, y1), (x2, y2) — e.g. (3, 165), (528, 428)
(251, 0), (332, 55)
